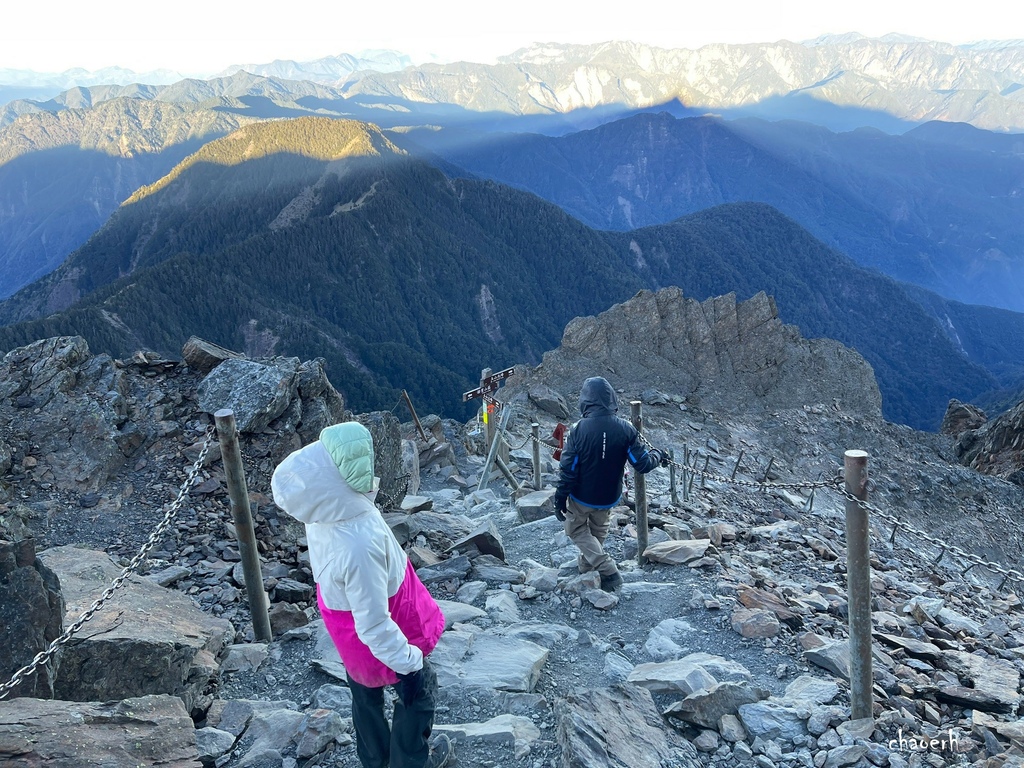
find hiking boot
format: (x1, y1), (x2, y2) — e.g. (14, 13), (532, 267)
(599, 571), (623, 592)
(427, 733), (455, 768)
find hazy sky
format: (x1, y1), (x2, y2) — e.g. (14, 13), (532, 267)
(3, 0), (1021, 74)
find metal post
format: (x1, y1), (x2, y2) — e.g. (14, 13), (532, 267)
(478, 405), (514, 492)
(668, 448), (679, 505)
(532, 423), (542, 491)
(215, 410), (272, 643)
(682, 445), (689, 502)
(844, 449), (873, 722)
(731, 450), (745, 481)
(631, 401), (649, 566)
(402, 389), (428, 442)
(480, 369), (496, 457)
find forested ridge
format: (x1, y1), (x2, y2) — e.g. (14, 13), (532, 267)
(0, 117), (1015, 429)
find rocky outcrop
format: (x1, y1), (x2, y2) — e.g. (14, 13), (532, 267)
(0, 337), (145, 491)
(0, 535), (63, 699)
(954, 398), (1024, 487)
(941, 399), (987, 438)
(499, 288), (883, 419)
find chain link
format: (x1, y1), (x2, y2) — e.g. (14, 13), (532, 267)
(838, 487), (1024, 589)
(636, 431), (838, 491)
(0, 428), (215, 701)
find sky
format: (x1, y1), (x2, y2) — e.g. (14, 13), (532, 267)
(2, 0), (1022, 75)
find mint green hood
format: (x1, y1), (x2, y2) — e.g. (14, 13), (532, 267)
(320, 422), (375, 493)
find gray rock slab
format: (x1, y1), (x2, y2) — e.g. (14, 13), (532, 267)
(803, 639), (851, 680)
(196, 727), (236, 762)
(555, 684), (699, 768)
(0, 694), (202, 767)
(486, 590), (521, 623)
(436, 599), (487, 628)
(311, 684), (354, 716)
(644, 618), (695, 661)
(295, 708), (348, 759)
(627, 659), (718, 695)
(664, 681), (770, 729)
(436, 714), (541, 759)
(452, 520), (506, 561)
(516, 489), (557, 523)
(221, 643), (270, 674)
(737, 701), (809, 743)
(431, 628), (549, 692)
(643, 538), (712, 565)
(39, 546), (233, 711)
(782, 675), (840, 705)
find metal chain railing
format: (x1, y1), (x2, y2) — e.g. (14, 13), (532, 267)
(838, 487), (1024, 592)
(636, 431), (839, 492)
(0, 428), (215, 701)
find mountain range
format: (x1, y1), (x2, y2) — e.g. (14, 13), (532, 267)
(1, 117), (1021, 432)
(413, 112), (1024, 312)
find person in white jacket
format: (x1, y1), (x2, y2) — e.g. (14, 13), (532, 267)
(271, 421), (451, 768)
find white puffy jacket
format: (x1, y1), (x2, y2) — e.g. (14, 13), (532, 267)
(271, 433), (422, 675)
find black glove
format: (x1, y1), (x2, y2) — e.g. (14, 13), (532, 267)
(397, 668), (424, 707)
(658, 449), (670, 468)
(553, 496), (567, 522)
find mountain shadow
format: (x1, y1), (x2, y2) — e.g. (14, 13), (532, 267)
(0, 117), (1010, 430)
(412, 111), (1024, 314)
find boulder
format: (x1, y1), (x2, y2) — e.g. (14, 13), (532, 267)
(516, 489), (558, 523)
(198, 357), (300, 433)
(555, 684), (698, 768)
(0, 694), (202, 767)
(940, 399), (986, 437)
(527, 384), (570, 420)
(430, 628), (548, 692)
(356, 411), (406, 510)
(181, 336), (244, 374)
(38, 546), (233, 712)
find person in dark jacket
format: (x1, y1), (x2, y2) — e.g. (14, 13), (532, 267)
(553, 377), (667, 591)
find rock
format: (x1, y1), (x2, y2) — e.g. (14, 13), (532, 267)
(38, 546), (233, 712)
(627, 658), (718, 695)
(737, 700), (809, 743)
(269, 602), (308, 637)
(221, 643), (269, 674)
(0, 337), (144, 491)
(782, 675), (840, 705)
(486, 591), (521, 623)
(239, 708), (307, 765)
(311, 684), (353, 716)
(436, 599), (487, 628)
(731, 608), (781, 638)
(196, 727), (237, 764)
(0, 694), (202, 767)
(470, 554), (522, 584)
(295, 708), (347, 759)
(209, 699), (300, 738)
(720, 713), (748, 742)
(451, 520), (506, 561)
(824, 745), (868, 768)
(803, 639), (851, 680)
(401, 439), (421, 496)
(944, 650), (1020, 712)
(0, 536), (64, 698)
(644, 618), (695, 661)
(516, 489), (558, 522)
(527, 384), (570, 420)
(146, 565), (193, 588)
(604, 652), (634, 683)
(643, 538), (712, 565)
(693, 729), (720, 752)
(198, 357), (300, 433)
(416, 555), (472, 585)
(181, 336), (244, 375)
(430, 628), (548, 692)
(356, 411), (406, 511)
(941, 399), (987, 437)
(664, 681), (770, 729)
(401, 495), (433, 512)
(955, 397), (1024, 485)
(555, 684), (699, 768)
(436, 713), (541, 759)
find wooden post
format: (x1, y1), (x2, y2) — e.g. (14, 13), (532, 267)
(402, 389), (428, 442)
(682, 444), (689, 502)
(480, 368), (494, 451)
(478, 405), (514, 492)
(214, 410), (272, 643)
(668, 448), (679, 505)
(532, 423), (542, 491)
(844, 449), (873, 722)
(631, 401), (648, 566)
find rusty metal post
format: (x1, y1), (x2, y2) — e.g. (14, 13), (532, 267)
(402, 389), (428, 442)
(532, 423), (542, 490)
(844, 449), (873, 722)
(215, 410), (272, 642)
(631, 401), (649, 566)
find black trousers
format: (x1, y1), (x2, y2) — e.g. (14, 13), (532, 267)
(347, 660), (438, 768)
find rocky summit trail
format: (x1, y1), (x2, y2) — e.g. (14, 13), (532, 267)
(2, 290), (1024, 768)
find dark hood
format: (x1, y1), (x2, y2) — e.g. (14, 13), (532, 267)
(579, 376), (618, 417)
